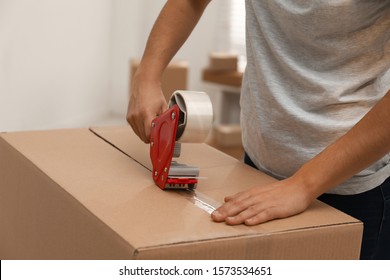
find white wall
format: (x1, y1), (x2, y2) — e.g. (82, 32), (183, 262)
(0, 0), (222, 131)
(0, 0), (112, 131)
(109, 0), (221, 116)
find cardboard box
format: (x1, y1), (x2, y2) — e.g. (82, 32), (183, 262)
(130, 59), (188, 102)
(213, 124), (242, 147)
(206, 125), (244, 160)
(208, 53), (238, 71)
(0, 126), (363, 259)
(202, 68), (242, 87)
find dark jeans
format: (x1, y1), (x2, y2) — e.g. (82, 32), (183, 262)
(244, 153), (390, 260)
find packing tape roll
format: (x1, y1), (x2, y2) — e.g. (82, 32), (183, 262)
(169, 90), (213, 143)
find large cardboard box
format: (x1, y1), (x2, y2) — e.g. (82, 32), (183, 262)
(0, 126), (362, 259)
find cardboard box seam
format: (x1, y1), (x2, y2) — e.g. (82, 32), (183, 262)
(89, 128), (152, 171)
(0, 134), (136, 257)
(90, 127), (240, 170)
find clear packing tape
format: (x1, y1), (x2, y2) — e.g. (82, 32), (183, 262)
(178, 189), (221, 214)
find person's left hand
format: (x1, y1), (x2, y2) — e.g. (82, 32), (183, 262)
(211, 176), (314, 225)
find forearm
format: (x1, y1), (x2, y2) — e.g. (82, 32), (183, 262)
(296, 90), (390, 199)
(136, 0), (211, 81)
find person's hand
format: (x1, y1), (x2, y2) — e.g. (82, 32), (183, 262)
(127, 74), (168, 143)
(211, 176), (314, 225)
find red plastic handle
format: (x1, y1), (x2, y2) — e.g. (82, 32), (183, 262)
(150, 105), (180, 189)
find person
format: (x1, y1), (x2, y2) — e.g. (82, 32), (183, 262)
(127, 0), (390, 259)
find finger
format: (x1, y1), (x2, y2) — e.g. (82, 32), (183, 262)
(161, 102), (168, 112)
(223, 190), (250, 202)
(143, 117), (152, 144)
(133, 109), (153, 144)
(127, 115), (142, 142)
(244, 207), (280, 226)
(224, 204), (263, 225)
(224, 194), (237, 203)
(133, 115), (148, 143)
(128, 119), (139, 139)
(244, 204), (298, 226)
(211, 193), (254, 222)
(127, 104), (148, 142)
(144, 108), (162, 143)
(143, 102), (167, 143)
(139, 124), (148, 143)
(226, 200), (289, 226)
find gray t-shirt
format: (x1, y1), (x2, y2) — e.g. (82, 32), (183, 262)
(241, 0), (390, 194)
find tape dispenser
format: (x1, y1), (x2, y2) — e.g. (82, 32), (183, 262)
(150, 90), (213, 190)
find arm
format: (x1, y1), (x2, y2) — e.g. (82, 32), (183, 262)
(212, 90), (390, 225)
(127, 0), (211, 143)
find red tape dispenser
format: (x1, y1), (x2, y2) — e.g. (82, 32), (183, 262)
(150, 91), (213, 190)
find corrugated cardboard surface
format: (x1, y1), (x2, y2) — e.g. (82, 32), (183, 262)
(0, 126), (363, 259)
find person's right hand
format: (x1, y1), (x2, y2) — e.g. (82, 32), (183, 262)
(127, 73), (168, 143)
